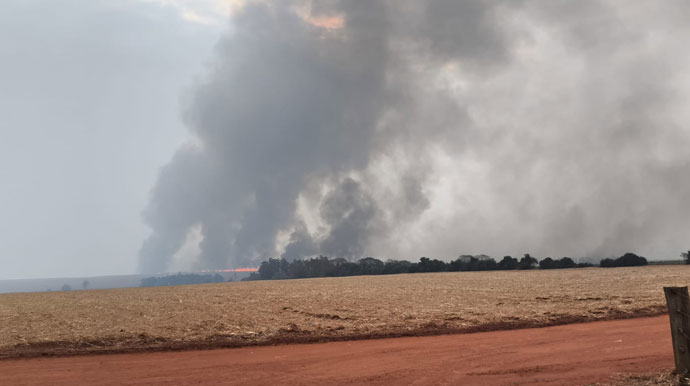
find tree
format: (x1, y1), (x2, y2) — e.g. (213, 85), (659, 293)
(358, 257), (385, 275)
(82, 280), (89, 290)
(383, 260), (412, 274)
(682, 251), (690, 265)
(415, 257), (448, 273)
(600, 253), (648, 268)
(259, 258), (290, 280)
(331, 258), (361, 276)
(558, 257), (577, 269)
(539, 257), (555, 269)
(286, 259), (308, 278)
(518, 254), (538, 270)
(498, 256), (518, 270)
(471, 257), (497, 271)
(540, 257), (577, 269)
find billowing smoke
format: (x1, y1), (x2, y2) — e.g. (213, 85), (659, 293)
(139, 0), (690, 273)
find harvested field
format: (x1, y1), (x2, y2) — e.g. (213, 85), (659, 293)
(1, 265), (688, 358)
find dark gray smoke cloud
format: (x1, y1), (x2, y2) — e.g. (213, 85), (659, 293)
(139, 0), (690, 273)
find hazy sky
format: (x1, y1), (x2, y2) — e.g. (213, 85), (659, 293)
(2, 1), (690, 279)
(0, 0), (223, 279)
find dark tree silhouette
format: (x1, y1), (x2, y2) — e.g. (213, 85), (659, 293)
(600, 253), (648, 268)
(244, 251), (622, 281)
(414, 257), (448, 273)
(558, 257), (577, 269)
(518, 254), (538, 270)
(359, 257), (385, 275)
(540, 257), (577, 269)
(449, 256), (497, 271)
(382, 259), (413, 274)
(259, 258), (290, 280)
(498, 256), (519, 270)
(539, 257), (555, 269)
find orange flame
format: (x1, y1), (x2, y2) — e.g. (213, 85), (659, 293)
(200, 268), (258, 273)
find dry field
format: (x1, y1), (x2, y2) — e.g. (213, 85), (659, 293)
(1, 265), (688, 358)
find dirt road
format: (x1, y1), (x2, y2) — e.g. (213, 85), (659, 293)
(0, 315), (673, 386)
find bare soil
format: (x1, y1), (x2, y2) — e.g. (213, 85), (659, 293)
(0, 315), (674, 386)
(1, 265), (688, 358)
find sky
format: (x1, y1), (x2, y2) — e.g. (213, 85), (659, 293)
(2, 1), (690, 279)
(0, 0), (223, 279)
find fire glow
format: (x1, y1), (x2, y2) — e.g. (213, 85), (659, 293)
(200, 268), (258, 273)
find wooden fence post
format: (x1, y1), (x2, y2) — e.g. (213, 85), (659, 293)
(664, 286), (690, 380)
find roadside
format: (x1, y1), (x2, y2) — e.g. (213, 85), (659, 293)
(590, 372), (680, 386)
(0, 315), (674, 386)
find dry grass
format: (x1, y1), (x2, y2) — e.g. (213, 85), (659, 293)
(589, 371), (683, 386)
(1, 266), (688, 358)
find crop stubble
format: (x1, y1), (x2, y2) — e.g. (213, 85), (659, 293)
(1, 266), (688, 358)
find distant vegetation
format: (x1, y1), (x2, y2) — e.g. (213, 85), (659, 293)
(245, 252), (665, 281)
(539, 257), (577, 269)
(600, 253), (648, 268)
(140, 273), (225, 287)
(135, 252), (665, 286)
(248, 254), (602, 281)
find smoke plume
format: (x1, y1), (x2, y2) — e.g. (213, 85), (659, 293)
(139, 0), (690, 273)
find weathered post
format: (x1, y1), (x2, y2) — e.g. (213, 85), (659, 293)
(664, 286), (690, 381)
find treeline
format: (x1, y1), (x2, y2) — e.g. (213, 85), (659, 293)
(138, 253), (656, 285)
(249, 254), (604, 281)
(140, 273), (225, 287)
(600, 253), (648, 268)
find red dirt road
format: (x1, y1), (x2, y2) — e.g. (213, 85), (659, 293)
(0, 315), (673, 386)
